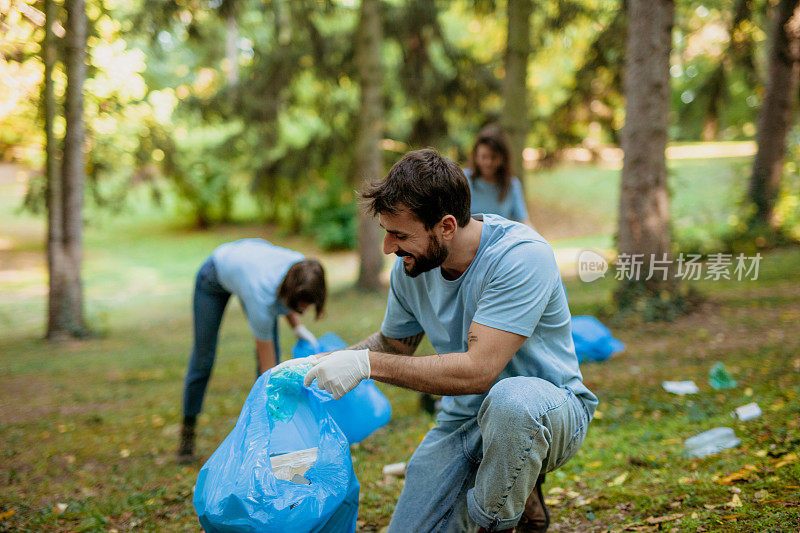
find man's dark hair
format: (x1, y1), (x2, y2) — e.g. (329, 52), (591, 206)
(361, 148), (471, 229)
(468, 124), (513, 201)
(278, 259), (326, 318)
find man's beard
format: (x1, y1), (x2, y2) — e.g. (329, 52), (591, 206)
(396, 234), (449, 278)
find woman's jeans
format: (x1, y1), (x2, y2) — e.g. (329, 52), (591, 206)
(387, 377), (591, 532)
(181, 258), (281, 419)
(182, 258), (231, 419)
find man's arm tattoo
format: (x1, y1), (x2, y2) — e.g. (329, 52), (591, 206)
(348, 332), (396, 352)
(348, 331), (424, 354)
(399, 331), (425, 348)
(467, 329), (478, 347)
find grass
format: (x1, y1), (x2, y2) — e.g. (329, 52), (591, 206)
(2, 157), (800, 532)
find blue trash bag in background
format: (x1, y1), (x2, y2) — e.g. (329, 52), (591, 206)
(292, 332), (392, 443)
(193, 369), (359, 533)
(571, 315), (625, 363)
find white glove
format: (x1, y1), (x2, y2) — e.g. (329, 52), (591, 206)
(303, 349), (370, 400)
(272, 356), (318, 374)
(293, 324), (318, 346)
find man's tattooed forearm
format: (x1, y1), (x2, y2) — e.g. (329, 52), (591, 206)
(349, 332), (397, 353)
(348, 331), (424, 354)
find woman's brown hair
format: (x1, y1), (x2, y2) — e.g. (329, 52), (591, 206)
(467, 124), (513, 201)
(278, 259), (326, 319)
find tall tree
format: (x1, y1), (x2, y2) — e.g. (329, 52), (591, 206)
(356, 0), (384, 290)
(44, 0), (67, 340)
(502, 0), (533, 185)
(616, 0), (676, 309)
(748, 0), (800, 228)
(47, 0), (88, 338)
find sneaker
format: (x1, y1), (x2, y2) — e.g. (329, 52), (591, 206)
(517, 474), (549, 533)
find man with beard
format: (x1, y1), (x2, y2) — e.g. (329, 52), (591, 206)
(280, 149), (596, 532)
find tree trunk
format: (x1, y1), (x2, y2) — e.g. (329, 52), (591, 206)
(60, 0), (88, 336)
(44, 0), (68, 340)
(502, 0), (532, 186)
(356, 0), (384, 290)
(748, 0), (800, 228)
(617, 0), (675, 302)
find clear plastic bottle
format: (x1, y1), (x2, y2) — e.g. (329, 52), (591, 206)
(684, 427), (741, 458)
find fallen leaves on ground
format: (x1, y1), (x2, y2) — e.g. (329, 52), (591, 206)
(645, 513), (684, 524)
(774, 452), (797, 468)
(715, 464), (759, 485)
(725, 494), (743, 508)
(613, 513), (684, 532)
(608, 472), (628, 486)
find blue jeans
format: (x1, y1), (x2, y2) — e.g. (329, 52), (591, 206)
(182, 258), (280, 418)
(387, 377), (591, 532)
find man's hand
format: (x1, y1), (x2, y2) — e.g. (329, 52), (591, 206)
(303, 349), (370, 399)
(293, 324), (318, 346)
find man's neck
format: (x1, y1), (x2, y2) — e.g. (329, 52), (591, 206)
(440, 217), (483, 280)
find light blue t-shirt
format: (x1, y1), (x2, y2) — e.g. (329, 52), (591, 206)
(380, 214), (597, 422)
(211, 239), (303, 341)
(465, 168), (529, 222)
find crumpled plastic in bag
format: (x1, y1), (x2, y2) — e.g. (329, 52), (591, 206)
(267, 362), (315, 421)
(292, 332), (392, 443)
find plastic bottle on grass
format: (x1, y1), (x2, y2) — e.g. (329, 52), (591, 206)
(732, 402), (761, 421)
(684, 427), (740, 458)
(708, 362), (737, 390)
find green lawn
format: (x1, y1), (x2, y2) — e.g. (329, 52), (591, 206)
(2, 159), (799, 532)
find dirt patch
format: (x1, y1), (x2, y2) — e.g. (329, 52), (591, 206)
(0, 249), (45, 279)
(620, 298), (800, 360)
(0, 163), (33, 185)
(529, 201), (613, 241)
(0, 374), (115, 425)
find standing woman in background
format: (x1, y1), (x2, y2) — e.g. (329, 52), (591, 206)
(465, 124), (533, 226)
(178, 238), (326, 463)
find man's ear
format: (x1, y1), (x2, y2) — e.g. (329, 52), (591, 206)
(440, 214), (458, 240)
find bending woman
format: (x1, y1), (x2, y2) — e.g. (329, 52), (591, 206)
(465, 124), (532, 226)
(178, 238), (326, 462)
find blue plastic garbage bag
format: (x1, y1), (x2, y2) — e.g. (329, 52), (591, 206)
(193, 369), (359, 533)
(293, 332), (392, 443)
(571, 315), (625, 363)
